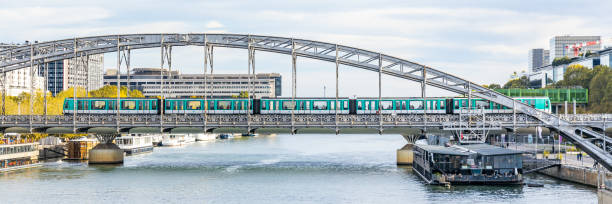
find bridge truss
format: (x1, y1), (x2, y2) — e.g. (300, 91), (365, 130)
(0, 33), (611, 169)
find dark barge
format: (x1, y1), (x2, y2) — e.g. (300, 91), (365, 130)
(413, 143), (523, 185)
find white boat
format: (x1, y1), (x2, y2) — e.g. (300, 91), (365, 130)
(184, 134), (196, 143)
(0, 142), (40, 172)
(151, 134), (163, 146)
(115, 134), (154, 155)
(161, 134), (194, 146)
(194, 133), (216, 141)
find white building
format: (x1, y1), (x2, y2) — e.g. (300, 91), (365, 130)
(104, 68), (282, 98)
(4, 67), (45, 96)
(549, 35), (601, 63)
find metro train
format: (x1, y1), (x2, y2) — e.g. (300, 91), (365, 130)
(63, 97), (551, 115)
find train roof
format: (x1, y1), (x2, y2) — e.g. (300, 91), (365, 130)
(65, 97), (157, 100)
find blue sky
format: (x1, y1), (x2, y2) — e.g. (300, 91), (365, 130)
(2, 0), (611, 97)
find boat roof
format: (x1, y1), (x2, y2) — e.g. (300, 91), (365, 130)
(459, 144), (523, 156)
(416, 144), (471, 156)
(416, 143), (522, 156)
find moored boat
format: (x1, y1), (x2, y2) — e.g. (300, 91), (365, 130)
(115, 134), (154, 155)
(195, 133), (216, 141)
(412, 143), (523, 185)
(161, 134), (195, 146)
(0, 142), (40, 172)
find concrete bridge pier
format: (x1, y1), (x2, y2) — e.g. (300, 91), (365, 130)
(89, 134), (124, 164)
(397, 134), (419, 165)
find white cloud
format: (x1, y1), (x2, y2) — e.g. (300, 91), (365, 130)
(0, 7), (111, 26)
(205, 20), (224, 29)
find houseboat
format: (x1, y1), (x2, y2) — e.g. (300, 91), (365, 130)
(161, 134), (195, 146)
(0, 142), (40, 172)
(412, 143), (523, 185)
(115, 134), (154, 155)
(65, 137), (98, 160)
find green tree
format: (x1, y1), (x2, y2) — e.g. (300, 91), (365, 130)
(555, 64), (592, 89)
(588, 66), (612, 113)
(503, 76), (529, 89)
(552, 56), (572, 66)
(484, 83), (502, 89)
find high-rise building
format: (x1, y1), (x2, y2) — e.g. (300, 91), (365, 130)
(549, 35), (601, 63)
(103, 68), (282, 98)
(528, 49), (549, 72)
(40, 54), (104, 95)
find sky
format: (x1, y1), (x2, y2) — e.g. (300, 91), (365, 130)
(1, 0), (611, 97)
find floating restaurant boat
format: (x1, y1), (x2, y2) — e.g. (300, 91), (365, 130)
(0, 142), (40, 172)
(115, 134), (154, 155)
(161, 134), (195, 146)
(412, 143), (523, 185)
(194, 133), (216, 141)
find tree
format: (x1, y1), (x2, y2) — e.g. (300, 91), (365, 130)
(503, 76), (529, 89)
(483, 83), (502, 89)
(588, 66), (612, 113)
(556, 64), (592, 89)
(552, 56), (572, 66)
(238, 91), (249, 98)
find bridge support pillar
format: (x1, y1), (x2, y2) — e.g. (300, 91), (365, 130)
(397, 134), (418, 165)
(89, 134), (124, 164)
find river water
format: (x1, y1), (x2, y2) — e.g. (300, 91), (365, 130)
(0, 134), (598, 203)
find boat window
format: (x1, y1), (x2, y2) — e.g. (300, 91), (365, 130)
(122, 101), (136, 110)
(381, 101), (393, 110)
(187, 101), (201, 110)
(93, 101), (106, 110)
(282, 101), (296, 110)
(313, 101), (328, 110)
(409, 100), (423, 110)
(217, 101), (231, 110)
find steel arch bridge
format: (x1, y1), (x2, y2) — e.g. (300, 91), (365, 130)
(0, 33), (610, 169)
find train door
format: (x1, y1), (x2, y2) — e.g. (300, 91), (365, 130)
(349, 99), (357, 114)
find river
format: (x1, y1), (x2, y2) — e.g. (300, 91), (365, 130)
(0, 134), (597, 203)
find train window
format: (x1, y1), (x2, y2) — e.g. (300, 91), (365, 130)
(165, 101), (172, 110)
(262, 100), (267, 110)
(235, 101), (241, 110)
(402, 101), (406, 110)
(122, 101), (136, 110)
(396, 101), (401, 110)
(305, 101), (310, 110)
(531, 100), (536, 107)
(475, 101), (487, 109)
(109, 101), (116, 110)
(343, 101), (348, 110)
(138, 101), (144, 110)
(461, 100), (467, 108)
(218, 101), (231, 110)
(331, 101), (335, 110)
(545, 100), (549, 108)
(313, 101), (327, 110)
(454, 101), (460, 109)
(357, 101), (363, 110)
(440, 101), (445, 109)
(381, 101), (393, 110)
(283, 101), (296, 110)
(209, 101), (214, 110)
(77, 101), (84, 110)
(64, 101), (70, 109)
(187, 101), (201, 110)
(92, 101), (106, 110)
(145, 101), (150, 110)
(410, 100), (423, 110)
(152, 101), (157, 110)
(269, 101), (273, 110)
